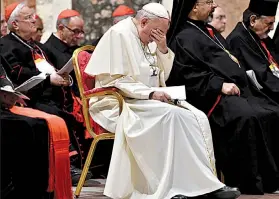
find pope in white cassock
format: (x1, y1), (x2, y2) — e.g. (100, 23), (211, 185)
(85, 3), (241, 199)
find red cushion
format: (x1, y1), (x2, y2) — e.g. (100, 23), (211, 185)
(77, 51), (108, 136)
(77, 51), (95, 92)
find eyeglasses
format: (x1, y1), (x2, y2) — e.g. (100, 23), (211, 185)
(24, 14), (36, 21)
(196, 0), (215, 5)
(63, 25), (84, 35)
(15, 14), (36, 23)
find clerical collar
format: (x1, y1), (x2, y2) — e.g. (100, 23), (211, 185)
(52, 33), (79, 53)
(241, 22), (269, 62)
(11, 32), (36, 49)
(11, 32), (47, 60)
(10, 32), (32, 43)
(51, 33), (69, 52)
(186, 18), (207, 27)
(187, 19), (241, 68)
(183, 18), (210, 36)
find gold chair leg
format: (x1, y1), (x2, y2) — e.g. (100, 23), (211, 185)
(74, 136), (100, 197)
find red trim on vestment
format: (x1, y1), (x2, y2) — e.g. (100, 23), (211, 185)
(10, 106), (72, 199)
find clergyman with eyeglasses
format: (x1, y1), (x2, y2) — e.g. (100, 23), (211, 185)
(167, 0), (279, 194)
(0, 2), (92, 189)
(44, 9), (85, 97)
(43, 9), (94, 186)
(207, 6), (227, 34)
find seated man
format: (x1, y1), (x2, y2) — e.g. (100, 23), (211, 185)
(167, 0), (279, 194)
(44, 9), (109, 178)
(208, 6), (227, 34)
(227, 0), (279, 104)
(44, 9), (84, 97)
(0, 2), (92, 185)
(85, 3), (240, 199)
(0, 55), (71, 199)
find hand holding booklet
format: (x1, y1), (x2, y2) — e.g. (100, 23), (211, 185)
(13, 58), (74, 92)
(35, 57), (73, 75)
(57, 57), (73, 75)
(151, 85), (186, 100)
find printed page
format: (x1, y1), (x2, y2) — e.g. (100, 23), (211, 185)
(151, 85), (186, 100)
(57, 57), (73, 75)
(0, 85), (29, 99)
(35, 58), (56, 74)
(15, 73), (47, 92)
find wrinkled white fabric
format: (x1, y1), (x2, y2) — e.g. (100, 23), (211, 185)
(85, 17), (224, 199)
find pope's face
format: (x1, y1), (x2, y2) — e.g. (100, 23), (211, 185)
(13, 6), (37, 36)
(138, 17), (169, 45)
(252, 16), (275, 39)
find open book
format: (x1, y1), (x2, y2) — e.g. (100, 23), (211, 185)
(0, 85), (29, 99)
(57, 57), (73, 75)
(15, 73), (47, 92)
(0, 85), (30, 105)
(151, 86), (186, 100)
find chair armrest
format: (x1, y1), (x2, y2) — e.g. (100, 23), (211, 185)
(83, 87), (124, 115)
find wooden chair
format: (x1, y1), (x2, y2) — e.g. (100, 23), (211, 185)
(72, 45), (124, 197)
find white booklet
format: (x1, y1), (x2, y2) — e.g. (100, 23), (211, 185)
(57, 57), (73, 75)
(151, 85), (186, 100)
(246, 70), (263, 90)
(35, 58), (56, 74)
(0, 85), (29, 99)
(15, 73), (47, 92)
(0, 85), (30, 105)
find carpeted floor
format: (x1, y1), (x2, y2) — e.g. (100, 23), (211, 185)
(73, 179), (279, 199)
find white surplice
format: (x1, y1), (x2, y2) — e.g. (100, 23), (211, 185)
(85, 17), (224, 199)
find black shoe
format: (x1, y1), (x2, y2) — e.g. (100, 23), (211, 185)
(71, 165), (92, 185)
(207, 186), (241, 199)
(171, 195), (187, 199)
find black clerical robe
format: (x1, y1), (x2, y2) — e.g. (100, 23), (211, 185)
(44, 34), (110, 176)
(0, 57), (51, 199)
(0, 32), (85, 167)
(44, 33), (80, 96)
(227, 22), (279, 104)
(167, 19), (279, 194)
(273, 25), (279, 53)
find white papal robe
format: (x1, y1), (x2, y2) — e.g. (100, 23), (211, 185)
(85, 17), (225, 199)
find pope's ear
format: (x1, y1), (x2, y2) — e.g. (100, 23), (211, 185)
(140, 18), (149, 28)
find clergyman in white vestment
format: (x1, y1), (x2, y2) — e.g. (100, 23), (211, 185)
(85, 3), (240, 199)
